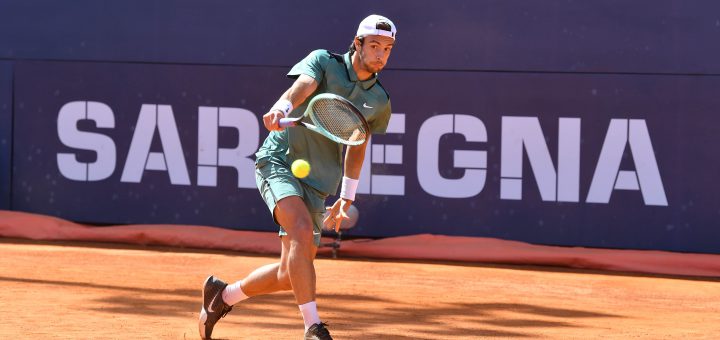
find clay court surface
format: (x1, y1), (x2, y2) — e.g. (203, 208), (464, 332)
(1, 238), (718, 339)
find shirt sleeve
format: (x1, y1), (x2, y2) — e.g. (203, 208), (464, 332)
(287, 49), (331, 83)
(368, 99), (392, 134)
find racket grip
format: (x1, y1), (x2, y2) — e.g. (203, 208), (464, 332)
(278, 118), (297, 128)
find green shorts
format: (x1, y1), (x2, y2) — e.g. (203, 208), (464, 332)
(255, 156), (328, 246)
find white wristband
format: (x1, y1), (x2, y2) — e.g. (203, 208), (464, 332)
(270, 98), (293, 116)
(340, 176), (359, 201)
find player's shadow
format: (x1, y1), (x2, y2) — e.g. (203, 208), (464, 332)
(0, 275), (622, 338)
(311, 294), (621, 338)
(91, 288), (619, 338)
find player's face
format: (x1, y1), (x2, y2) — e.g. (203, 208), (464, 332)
(357, 35), (394, 74)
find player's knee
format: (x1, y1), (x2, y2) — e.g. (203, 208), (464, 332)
(287, 218), (314, 244)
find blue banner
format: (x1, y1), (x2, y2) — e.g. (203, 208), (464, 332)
(0, 62), (11, 210)
(2, 1), (719, 74)
(12, 60), (720, 253)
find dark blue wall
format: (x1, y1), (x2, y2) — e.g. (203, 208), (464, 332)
(2, 1), (719, 74)
(0, 62), (10, 209)
(2, 1), (719, 253)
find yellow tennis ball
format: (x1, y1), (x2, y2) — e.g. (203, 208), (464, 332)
(291, 159), (311, 178)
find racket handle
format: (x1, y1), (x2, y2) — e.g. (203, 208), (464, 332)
(278, 118), (297, 128)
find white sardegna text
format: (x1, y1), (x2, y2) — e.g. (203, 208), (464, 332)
(56, 101), (667, 206)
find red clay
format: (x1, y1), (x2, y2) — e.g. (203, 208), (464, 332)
(1, 238), (718, 339)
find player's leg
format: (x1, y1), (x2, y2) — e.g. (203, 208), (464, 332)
(234, 228), (319, 297)
(225, 192), (320, 300)
(273, 195), (319, 304)
(227, 263), (285, 296)
(229, 209), (319, 299)
(199, 197), (315, 340)
(240, 163), (325, 304)
(275, 185), (332, 339)
(198, 157), (292, 339)
(199, 156), (330, 339)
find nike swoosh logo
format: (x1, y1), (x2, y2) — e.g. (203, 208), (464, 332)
(363, 103), (373, 109)
(207, 293), (220, 313)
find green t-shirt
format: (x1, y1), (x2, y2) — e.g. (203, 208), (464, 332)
(256, 50), (392, 195)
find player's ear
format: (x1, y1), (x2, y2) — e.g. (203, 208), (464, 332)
(354, 37), (363, 50)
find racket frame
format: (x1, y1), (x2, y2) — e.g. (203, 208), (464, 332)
(278, 93), (370, 146)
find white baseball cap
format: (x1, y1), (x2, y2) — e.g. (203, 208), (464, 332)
(356, 14), (396, 40)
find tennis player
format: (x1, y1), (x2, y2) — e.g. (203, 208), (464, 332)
(199, 14), (396, 340)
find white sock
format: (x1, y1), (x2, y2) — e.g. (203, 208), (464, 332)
(298, 301), (321, 331)
(222, 280), (249, 306)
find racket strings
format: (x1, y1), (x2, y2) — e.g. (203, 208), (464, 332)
(312, 99), (368, 143)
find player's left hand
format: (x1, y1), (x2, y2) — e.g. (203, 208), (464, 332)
(324, 198), (352, 232)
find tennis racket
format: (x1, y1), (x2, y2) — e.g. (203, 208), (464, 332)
(278, 93), (370, 146)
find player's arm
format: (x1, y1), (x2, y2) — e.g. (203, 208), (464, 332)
(262, 74), (318, 132)
(324, 138), (368, 232)
(342, 140), (367, 192)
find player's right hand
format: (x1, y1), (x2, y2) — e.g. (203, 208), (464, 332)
(263, 110), (285, 131)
